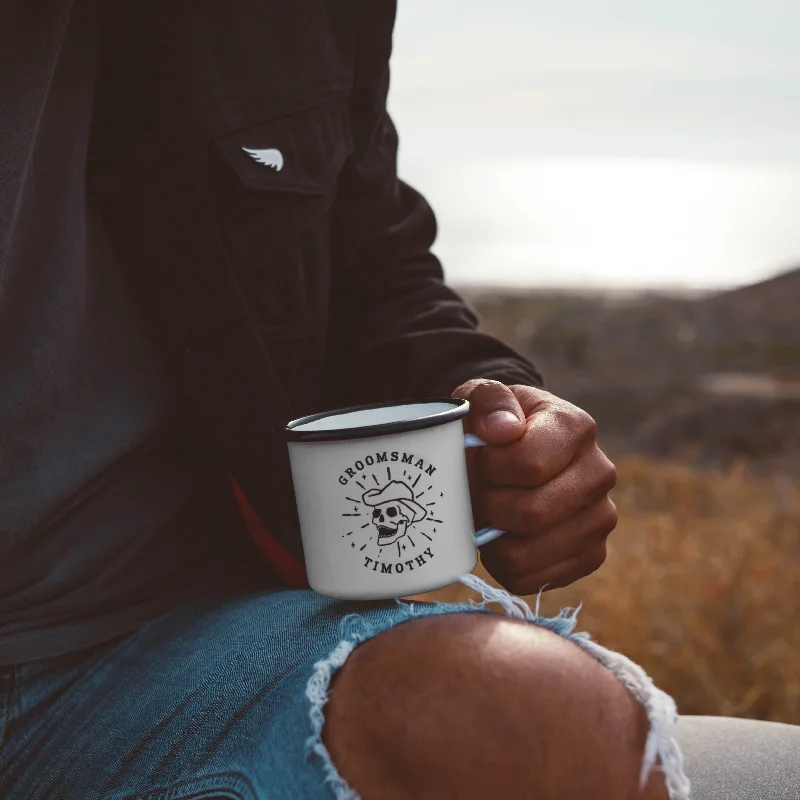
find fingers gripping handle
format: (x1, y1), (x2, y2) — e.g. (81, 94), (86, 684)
(464, 433), (506, 547)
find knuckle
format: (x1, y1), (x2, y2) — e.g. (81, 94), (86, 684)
(579, 444), (615, 489)
(551, 405), (577, 430)
(592, 452), (618, 494)
(516, 494), (547, 531)
(519, 448), (547, 483)
(573, 407), (597, 439)
(606, 459), (619, 491)
(554, 403), (596, 444)
(599, 498), (619, 534)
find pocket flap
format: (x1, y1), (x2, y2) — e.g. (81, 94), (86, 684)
(215, 96), (353, 195)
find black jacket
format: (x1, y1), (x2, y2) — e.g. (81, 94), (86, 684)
(88, 0), (543, 564)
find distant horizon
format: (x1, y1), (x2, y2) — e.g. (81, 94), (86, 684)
(453, 282), (718, 297)
(451, 275), (797, 297)
(400, 157), (800, 292)
(449, 258), (799, 294)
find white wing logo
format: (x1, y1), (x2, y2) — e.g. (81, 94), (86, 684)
(242, 147), (284, 171)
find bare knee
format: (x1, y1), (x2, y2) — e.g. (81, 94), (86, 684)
(323, 613), (669, 800)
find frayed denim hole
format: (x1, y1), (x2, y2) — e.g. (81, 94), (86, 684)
(455, 573), (691, 800)
(305, 637), (360, 800)
(304, 575), (691, 800)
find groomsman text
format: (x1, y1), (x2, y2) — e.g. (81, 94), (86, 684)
(339, 451), (437, 486)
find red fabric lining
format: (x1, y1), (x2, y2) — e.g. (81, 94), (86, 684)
(229, 476), (309, 588)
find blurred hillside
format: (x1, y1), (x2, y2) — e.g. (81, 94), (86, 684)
(419, 270), (799, 723)
(460, 267), (800, 474)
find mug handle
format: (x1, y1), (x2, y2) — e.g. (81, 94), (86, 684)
(464, 433), (506, 547)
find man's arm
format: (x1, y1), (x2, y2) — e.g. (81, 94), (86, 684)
(324, 0), (542, 408)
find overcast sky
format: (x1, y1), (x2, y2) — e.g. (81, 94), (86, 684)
(388, 0), (800, 165)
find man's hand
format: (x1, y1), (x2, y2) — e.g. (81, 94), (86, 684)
(452, 379), (618, 596)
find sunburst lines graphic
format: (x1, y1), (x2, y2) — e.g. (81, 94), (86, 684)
(339, 469), (444, 560)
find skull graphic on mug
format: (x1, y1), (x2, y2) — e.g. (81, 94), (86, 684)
(362, 480), (428, 548)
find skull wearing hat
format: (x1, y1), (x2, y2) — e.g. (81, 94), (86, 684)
(361, 480), (428, 547)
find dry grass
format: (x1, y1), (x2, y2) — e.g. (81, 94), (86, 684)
(418, 455), (800, 724)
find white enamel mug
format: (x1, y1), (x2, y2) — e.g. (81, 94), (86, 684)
(283, 398), (506, 599)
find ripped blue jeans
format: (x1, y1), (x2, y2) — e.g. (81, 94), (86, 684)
(0, 578), (691, 800)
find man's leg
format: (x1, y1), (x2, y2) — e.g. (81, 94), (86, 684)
(324, 613), (670, 800)
(1, 588), (687, 799)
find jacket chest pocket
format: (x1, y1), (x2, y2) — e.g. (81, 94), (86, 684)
(209, 93), (354, 333)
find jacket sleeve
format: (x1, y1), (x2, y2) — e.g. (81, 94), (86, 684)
(324, 1), (543, 408)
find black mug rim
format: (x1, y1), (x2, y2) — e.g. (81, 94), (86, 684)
(283, 398), (470, 443)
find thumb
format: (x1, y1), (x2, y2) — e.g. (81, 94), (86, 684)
(452, 379), (526, 446)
